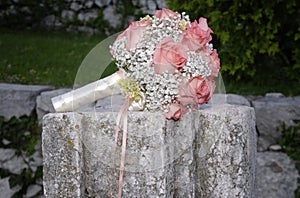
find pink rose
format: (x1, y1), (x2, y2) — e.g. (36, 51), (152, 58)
(111, 20), (151, 53)
(164, 103), (188, 120)
(155, 8), (178, 19)
(181, 17), (213, 51)
(176, 79), (198, 109)
(153, 37), (188, 74)
(209, 49), (220, 77)
(178, 76), (216, 106)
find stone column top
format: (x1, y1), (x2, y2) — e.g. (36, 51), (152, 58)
(42, 105), (256, 197)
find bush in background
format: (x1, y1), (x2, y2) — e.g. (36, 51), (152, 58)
(1, 0), (299, 85)
(0, 0), (64, 29)
(167, 0), (300, 83)
(0, 0), (150, 34)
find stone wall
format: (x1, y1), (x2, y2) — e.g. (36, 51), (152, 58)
(0, 83), (299, 197)
(0, 0), (167, 35)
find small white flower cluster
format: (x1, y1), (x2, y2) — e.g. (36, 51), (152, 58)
(110, 37), (131, 69)
(124, 46), (180, 111)
(182, 51), (212, 78)
(145, 14), (183, 43)
(111, 11), (213, 112)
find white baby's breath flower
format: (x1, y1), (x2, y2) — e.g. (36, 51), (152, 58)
(183, 51), (212, 78)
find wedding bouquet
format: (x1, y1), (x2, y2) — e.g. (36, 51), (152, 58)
(110, 8), (220, 120)
(49, 9), (221, 198)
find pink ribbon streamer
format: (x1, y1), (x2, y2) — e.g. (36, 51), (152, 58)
(111, 98), (132, 198)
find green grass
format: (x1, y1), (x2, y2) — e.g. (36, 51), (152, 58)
(0, 29), (299, 95)
(0, 29), (105, 87)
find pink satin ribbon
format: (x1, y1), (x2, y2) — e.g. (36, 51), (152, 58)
(111, 98), (133, 198)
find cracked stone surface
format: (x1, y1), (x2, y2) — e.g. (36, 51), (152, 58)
(252, 95), (300, 151)
(0, 177), (21, 198)
(0, 83), (52, 120)
(256, 152), (299, 198)
(42, 105), (257, 197)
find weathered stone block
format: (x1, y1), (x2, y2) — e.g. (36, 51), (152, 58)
(253, 95), (300, 151)
(95, 0), (111, 7)
(70, 2), (82, 11)
(61, 10), (74, 20)
(36, 88), (71, 124)
(43, 113), (84, 197)
(0, 83), (52, 120)
(0, 177), (21, 198)
(195, 105), (257, 197)
(77, 10), (98, 22)
(226, 94), (251, 106)
(103, 6), (121, 28)
(256, 152), (299, 198)
(42, 105), (256, 197)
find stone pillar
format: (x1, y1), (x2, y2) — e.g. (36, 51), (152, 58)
(195, 105), (257, 197)
(42, 105), (256, 197)
(42, 113), (84, 197)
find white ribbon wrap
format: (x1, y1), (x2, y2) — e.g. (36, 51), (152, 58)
(52, 71), (122, 112)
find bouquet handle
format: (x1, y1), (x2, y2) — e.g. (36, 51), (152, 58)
(51, 71), (122, 112)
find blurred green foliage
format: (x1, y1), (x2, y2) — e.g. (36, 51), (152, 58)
(167, 0), (300, 83)
(0, 114), (43, 197)
(279, 120), (300, 197)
